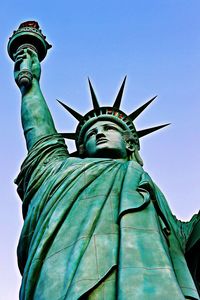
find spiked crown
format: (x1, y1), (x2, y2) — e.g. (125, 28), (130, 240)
(58, 77), (169, 156)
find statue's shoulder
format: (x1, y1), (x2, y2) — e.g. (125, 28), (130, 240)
(127, 159), (145, 173)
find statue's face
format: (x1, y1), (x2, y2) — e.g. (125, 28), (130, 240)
(84, 120), (128, 158)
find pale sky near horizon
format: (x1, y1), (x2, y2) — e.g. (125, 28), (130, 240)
(1, 1), (200, 299)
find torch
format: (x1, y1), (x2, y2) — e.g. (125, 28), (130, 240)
(8, 21), (52, 87)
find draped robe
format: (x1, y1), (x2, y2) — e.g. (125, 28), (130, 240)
(16, 134), (200, 300)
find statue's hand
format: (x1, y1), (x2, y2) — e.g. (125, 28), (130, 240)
(14, 48), (41, 91)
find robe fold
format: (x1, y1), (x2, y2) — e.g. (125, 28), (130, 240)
(15, 134), (200, 299)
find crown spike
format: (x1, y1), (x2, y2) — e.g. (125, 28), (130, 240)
(137, 123), (170, 138)
(61, 133), (76, 140)
(129, 95), (157, 121)
(57, 99), (83, 121)
(88, 78), (100, 109)
(113, 76), (127, 109)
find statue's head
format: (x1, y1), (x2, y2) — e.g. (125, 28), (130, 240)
(58, 77), (169, 165)
(83, 120), (137, 160)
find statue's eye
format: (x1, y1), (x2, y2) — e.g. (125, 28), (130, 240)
(86, 130), (96, 140)
(104, 125), (118, 131)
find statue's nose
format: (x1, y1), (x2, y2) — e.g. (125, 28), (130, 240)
(96, 131), (106, 139)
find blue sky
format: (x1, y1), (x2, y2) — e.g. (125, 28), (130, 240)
(1, 1), (200, 298)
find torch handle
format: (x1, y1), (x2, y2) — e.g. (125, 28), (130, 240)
(16, 44), (37, 87)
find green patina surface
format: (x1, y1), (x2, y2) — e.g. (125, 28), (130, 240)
(9, 23), (200, 300)
(16, 135), (199, 299)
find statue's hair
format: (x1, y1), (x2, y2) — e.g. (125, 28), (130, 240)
(122, 130), (143, 166)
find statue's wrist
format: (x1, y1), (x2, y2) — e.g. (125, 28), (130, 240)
(20, 77), (40, 96)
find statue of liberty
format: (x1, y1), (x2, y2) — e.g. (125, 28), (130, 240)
(9, 21), (199, 300)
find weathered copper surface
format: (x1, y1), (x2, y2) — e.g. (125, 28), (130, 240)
(8, 21), (200, 300)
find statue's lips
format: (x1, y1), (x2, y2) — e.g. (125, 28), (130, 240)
(96, 138), (108, 145)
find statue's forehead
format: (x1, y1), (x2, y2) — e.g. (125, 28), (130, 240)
(85, 120), (123, 132)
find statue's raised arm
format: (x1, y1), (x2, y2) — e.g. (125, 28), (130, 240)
(8, 21), (57, 151)
(14, 47), (57, 150)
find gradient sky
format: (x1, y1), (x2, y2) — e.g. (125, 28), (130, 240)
(1, 1), (200, 299)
